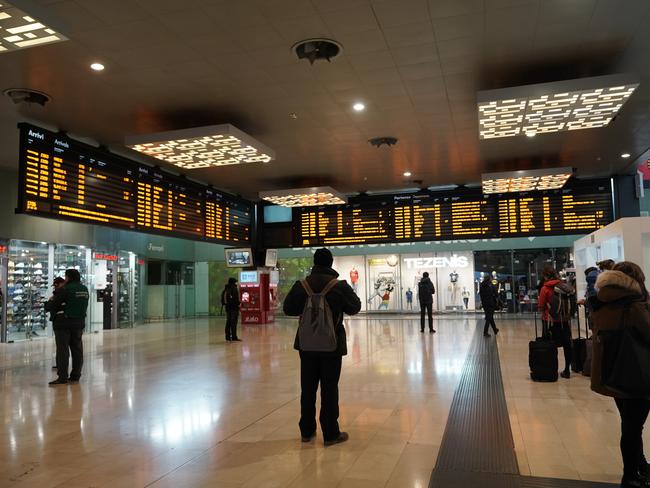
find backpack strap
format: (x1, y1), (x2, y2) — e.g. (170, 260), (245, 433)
(299, 279), (314, 296)
(321, 279), (339, 295)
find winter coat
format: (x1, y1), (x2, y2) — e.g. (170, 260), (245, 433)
(589, 270), (650, 398)
(418, 277), (435, 305)
(479, 280), (497, 312)
(283, 265), (361, 356)
(538, 279), (575, 322)
(223, 283), (240, 312)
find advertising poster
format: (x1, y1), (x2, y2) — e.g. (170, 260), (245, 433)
(366, 254), (400, 311)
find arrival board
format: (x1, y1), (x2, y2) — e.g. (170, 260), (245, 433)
(17, 124), (252, 244)
(295, 185), (612, 246)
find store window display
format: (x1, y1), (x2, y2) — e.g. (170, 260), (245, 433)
(6, 241), (50, 342)
(366, 255), (400, 311)
(332, 256), (366, 311)
(436, 252), (475, 311)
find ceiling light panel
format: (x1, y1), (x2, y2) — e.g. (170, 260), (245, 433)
(0, 2), (67, 53)
(125, 124), (275, 169)
(259, 187), (347, 207)
(478, 74), (639, 139)
(482, 167), (573, 194)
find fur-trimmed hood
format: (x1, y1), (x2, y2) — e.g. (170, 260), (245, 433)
(596, 270), (642, 303)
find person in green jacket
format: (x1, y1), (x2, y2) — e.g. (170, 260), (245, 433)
(48, 269), (89, 385)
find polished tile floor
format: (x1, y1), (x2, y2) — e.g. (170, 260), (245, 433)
(0, 315), (631, 487)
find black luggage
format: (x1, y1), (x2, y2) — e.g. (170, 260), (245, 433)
(529, 312), (559, 382)
(583, 337), (593, 377)
(571, 306), (587, 373)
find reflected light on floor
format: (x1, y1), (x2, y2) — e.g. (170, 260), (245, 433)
(149, 406), (221, 445)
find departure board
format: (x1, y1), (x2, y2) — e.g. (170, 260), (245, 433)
(17, 124), (252, 245)
(294, 184), (612, 246)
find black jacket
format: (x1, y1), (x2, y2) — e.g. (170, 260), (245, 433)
(479, 280), (497, 312)
(283, 265), (361, 356)
(418, 277), (435, 305)
(44, 287), (65, 324)
(224, 283), (240, 312)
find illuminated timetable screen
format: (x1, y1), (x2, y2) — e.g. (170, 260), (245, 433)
(294, 184), (613, 246)
(17, 124), (252, 245)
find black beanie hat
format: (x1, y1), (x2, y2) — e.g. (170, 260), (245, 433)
(313, 248), (333, 267)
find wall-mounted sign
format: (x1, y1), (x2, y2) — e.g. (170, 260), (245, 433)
(240, 271), (258, 283)
(404, 255), (470, 269)
(93, 252), (118, 261)
(147, 243), (164, 253)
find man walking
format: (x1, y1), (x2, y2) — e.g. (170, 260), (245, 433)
(283, 248), (361, 446)
(48, 269), (89, 385)
(223, 277), (241, 342)
(418, 271), (436, 333)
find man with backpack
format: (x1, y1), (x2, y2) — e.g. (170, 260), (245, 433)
(222, 277), (241, 342)
(283, 248), (361, 446)
(538, 266), (575, 379)
(418, 272), (436, 333)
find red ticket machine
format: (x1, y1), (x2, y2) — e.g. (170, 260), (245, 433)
(240, 270), (275, 325)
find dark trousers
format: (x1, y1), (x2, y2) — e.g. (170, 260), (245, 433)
(615, 397), (650, 479)
(225, 309), (239, 340)
(420, 302), (433, 331)
(54, 327), (83, 380)
(299, 353), (342, 442)
(483, 310), (497, 334)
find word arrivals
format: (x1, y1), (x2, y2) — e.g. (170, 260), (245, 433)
(403, 256), (469, 269)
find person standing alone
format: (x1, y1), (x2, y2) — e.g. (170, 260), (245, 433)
(222, 277), (241, 342)
(418, 272), (436, 333)
(479, 274), (499, 336)
(48, 269), (89, 385)
(283, 248), (361, 446)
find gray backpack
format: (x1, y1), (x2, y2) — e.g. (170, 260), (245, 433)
(298, 279), (339, 352)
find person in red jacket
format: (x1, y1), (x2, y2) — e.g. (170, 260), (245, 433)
(538, 265), (575, 379)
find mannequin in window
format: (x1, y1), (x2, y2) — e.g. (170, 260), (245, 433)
(449, 270), (459, 305)
(462, 287), (470, 309)
(349, 266), (359, 293)
(405, 288), (413, 310)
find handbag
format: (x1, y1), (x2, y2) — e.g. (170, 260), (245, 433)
(601, 310), (650, 398)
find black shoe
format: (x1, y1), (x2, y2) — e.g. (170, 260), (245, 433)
(430, 329), (436, 334)
(324, 432), (349, 446)
(484, 333), (491, 337)
(232, 338), (242, 342)
(560, 370), (571, 379)
(495, 328), (499, 335)
(621, 475), (650, 487)
(301, 433), (316, 443)
(48, 379), (67, 385)
(68, 377), (80, 383)
(420, 329), (424, 333)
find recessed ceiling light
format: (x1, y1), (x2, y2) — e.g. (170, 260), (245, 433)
(353, 102), (365, 112)
(481, 167), (573, 194)
(90, 62), (105, 71)
(259, 186), (347, 207)
(477, 74), (639, 139)
(621, 153), (631, 159)
(403, 171), (412, 177)
(125, 124), (275, 169)
(0, 1), (67, 53)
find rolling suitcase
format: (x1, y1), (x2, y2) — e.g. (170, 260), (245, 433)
(571, 306), (587, 373)
(529, 312), (559, 382)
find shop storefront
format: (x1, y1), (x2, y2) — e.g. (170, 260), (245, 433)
(276, 239), (576, 315)
(1, 240), (144, 342)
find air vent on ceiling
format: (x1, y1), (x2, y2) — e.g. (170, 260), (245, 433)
(4, 88), (51, 106)
(369, 137), (398, 148)
(293, 38), (342, 64)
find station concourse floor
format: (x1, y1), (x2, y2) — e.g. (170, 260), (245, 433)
(0, 315), (628, 488)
